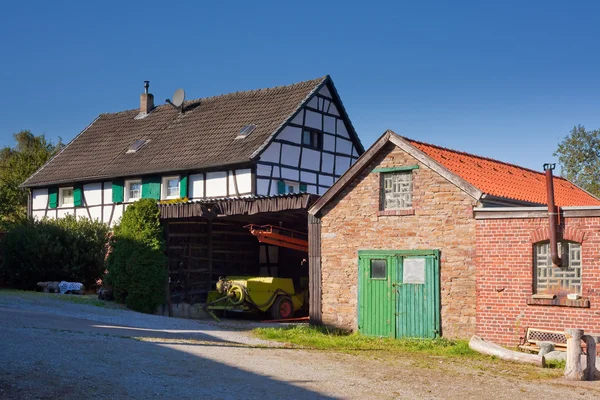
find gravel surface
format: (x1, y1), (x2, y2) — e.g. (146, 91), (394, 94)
(1, 291), (599, 399)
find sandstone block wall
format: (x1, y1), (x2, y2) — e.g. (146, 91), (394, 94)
(319, 143), (478, 338)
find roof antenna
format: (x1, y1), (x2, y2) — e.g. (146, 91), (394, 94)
(166, 88), (185, 113)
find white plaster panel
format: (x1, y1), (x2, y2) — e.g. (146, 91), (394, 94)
(321, 153), (334, 173)
(257, 164), (271, 178)
(307, 185), (317, 194)
(301, 148), (321, 170)
(189, 173), (204, 199)
(83, 182), (102, 206)
(351, 146), (358, 157)
(74, 208), (87, 220)
(257, 178), (270, 196)
(336, 138), (353, 155)
(319, 175), (334, 186)
(57, 209), (73, 219)
(269, 180), (279, 196)
(337, 119), (349, 138)
(111, 204), (123, 226)
(32, 210), (46, 220)
(291, 111), (304, 125)
(329, 103), (340, 116)
(88, 206), (102, 221)
(227, 172), (236, 196)
(350, 157), (357, 166)
(323, 134), (335, 152)
(103, 206), (113, 224)
(280, 168), (299, 181)
(335, 155), (352, 175)
(323, 116), (336, 134)
(32, 188), (48, 209)
(260, 143), (281, 163)
(206, 171), (228, 197)
(276, 125), (302, 144)
(318, 186), (328, 195)
(304, 110), (322, 130)
(319, 86), (332, 98)
(103, 182), (112, 204)
(321, 99), (331, 112)
(234, 169), (252, 194)
(307, 97), (318, 109)
(281, 144), (301, 167)
(301, 171), (317, 184)
(46, 209), (57, 220)
(272, 167), (280, 178)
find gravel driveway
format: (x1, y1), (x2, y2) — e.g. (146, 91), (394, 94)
(1, 291), (599, 399)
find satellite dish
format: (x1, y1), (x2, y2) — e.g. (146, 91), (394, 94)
(172, 88), (185, 108)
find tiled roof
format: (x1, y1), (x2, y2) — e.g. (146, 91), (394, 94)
(23, 76), (329, 187)
(405, 137), (600, 207)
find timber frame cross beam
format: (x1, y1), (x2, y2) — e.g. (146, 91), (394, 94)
(244, 224), (308, 253)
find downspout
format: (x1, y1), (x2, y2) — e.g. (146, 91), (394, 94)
(543, 163), (562, 267)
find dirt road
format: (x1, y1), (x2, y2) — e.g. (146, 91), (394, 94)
(0, 291), (598, 399)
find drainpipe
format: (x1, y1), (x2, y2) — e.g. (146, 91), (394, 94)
(543, 163), (562, 267)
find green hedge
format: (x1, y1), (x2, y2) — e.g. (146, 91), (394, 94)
(0, 215), (110, 289)
(105, 199), (167, 313)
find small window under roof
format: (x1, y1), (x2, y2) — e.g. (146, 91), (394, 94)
(126, 139), (149, 154)
(236, 124), (257, 139)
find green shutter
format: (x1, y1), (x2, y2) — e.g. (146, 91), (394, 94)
(180, 175), (188, 199)
(73, 185), (83, 207)
(112, 179), (124, 203)
(299, 183), (307, 193)
(142, 176), (161, 200)
(48, 187), (58, 209)
(277, 180), (286, 195)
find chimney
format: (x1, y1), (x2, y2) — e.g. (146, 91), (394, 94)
(140, 80), (154, 114)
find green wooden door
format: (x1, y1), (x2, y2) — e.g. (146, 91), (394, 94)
(358, 254), (396, 337)
(395, 254), (440, 339)
(358, 250), (440, 339)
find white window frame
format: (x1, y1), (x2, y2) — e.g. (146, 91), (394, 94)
(162, 176), (180, 200)
(125, 179), (142, 202)
(59, 187), (74, 207)
(284, 180), (300, 194)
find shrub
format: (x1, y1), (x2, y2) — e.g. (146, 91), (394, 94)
(0, 215), (110, 289)
(105, 199), (167, 313)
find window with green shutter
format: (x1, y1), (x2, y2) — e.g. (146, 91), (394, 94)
(48, 187), (58, 209)
(73, 185), (83, 207)
(142, 176), (161, 200)
(112, 179), (124, 203)
(180, 175), (188, 199)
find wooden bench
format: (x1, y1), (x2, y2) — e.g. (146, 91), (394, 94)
(519, 328), (569, 353)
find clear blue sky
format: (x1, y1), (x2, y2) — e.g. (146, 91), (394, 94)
(1, 1), (599, 173)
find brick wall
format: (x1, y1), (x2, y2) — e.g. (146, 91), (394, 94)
(319, 143), (478, 338)
(476, 216), (600, 345)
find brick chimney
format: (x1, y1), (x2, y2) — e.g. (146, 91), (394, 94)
(140, 81), (154, 114)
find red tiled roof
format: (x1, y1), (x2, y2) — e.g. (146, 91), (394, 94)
(404, 137), (600, 207)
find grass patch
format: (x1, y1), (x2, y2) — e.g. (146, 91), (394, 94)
(545, 359), (566, 369)
(0, 289), (121, 309)
(254, 325), (478, 357)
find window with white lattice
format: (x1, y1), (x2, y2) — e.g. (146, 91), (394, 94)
(381, 171), (413, 210)
(534, 241), (582, 295)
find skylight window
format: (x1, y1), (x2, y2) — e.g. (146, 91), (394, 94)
(236, 124), (257, 139)
(126, 139), (149, 154)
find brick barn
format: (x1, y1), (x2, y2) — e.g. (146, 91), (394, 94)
(307, 130), (600, 344)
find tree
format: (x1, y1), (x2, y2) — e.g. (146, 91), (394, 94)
(554, 125), (600, 197)
(0, 131), (63, 228)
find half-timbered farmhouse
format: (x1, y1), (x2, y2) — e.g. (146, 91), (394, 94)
(308, 130), (600, 344)
(22, 76), (364, 306)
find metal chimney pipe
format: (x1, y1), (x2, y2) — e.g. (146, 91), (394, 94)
(544, 163), (562, 267)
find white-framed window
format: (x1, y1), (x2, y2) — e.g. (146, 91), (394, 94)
(534, 241), (582, 295)
(125, 179), (142, 202)
(162, 176), (180, 199)
(381, 171), (413, 210)
(59, 187), (74, 207)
